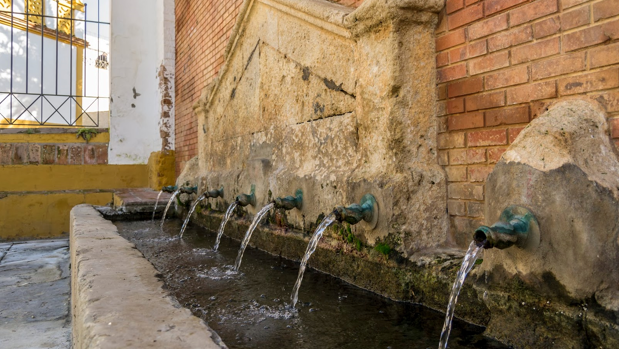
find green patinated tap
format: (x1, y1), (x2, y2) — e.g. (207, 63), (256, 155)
(333, 194), (377, 226)
(205, 186), (224, 199)
(474, 205), (538, 249)
(273, 189), (303, 211)
(179, 185), (198, 194)
(162, 185), (177, 193)
(235, 185), (256, 207)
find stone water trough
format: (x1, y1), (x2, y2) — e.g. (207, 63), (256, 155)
(70, 205), (226, 349)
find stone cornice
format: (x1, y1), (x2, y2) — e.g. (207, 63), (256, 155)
(344, 0), (444, 36)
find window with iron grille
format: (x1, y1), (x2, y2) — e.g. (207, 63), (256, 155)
(0, 0), (110, 127)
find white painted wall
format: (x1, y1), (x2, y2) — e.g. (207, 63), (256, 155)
(157, 0), (175, 151)
(109, 0), (175, 164)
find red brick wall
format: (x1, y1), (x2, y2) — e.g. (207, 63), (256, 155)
(175, 0), (245, 175)
(0, 142), (108, 165)
(435, 0), (619, 246)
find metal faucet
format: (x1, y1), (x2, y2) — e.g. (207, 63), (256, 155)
(204, 186), (224, 199)
(333, 194), (377, 225)
(179, 185), (198, 194)
(273, 189), (303, 211)
(162, 185), (177, 193)
(474, 205), (538, 249)
(235, 185), (256, 207)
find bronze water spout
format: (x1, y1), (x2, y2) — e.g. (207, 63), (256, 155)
(474, 205), (538, 249)
(333, 194), (377, 226)
(273, 189), (303, 211)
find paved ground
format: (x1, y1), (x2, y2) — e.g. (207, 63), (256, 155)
(0, 239), (71, 349)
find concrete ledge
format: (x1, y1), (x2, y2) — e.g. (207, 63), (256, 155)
(70, 204), (226, 349)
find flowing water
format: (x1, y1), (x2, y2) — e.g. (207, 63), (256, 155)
(438, 241), (484, 349)
(234, 203), (275, 270)
(180, 193), (208, 239)
(160, 189), (181, 229)
(152, 190), (164, 221)
(116, 220), (507, 349)
(290, 213), (336, 308)
(213, 202), (238, 251)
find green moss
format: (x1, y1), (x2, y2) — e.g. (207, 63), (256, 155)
(355, 239), (362, 251)
(374, 243), (391, 255)
(339, 224), (362, 251)
(76, 128), (98, 143)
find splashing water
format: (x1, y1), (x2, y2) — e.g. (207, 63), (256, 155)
(438, 240), (483, 349)
(160, 189), (181, 230)
(234, 203), (275, 270)
(213, 202), (238, 251)
(151, 190), (164, 221)
(179, 193), (207, 238)
(290, 213), (337, 308)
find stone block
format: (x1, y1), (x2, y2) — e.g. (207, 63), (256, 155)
(95, 144), (108, 164)
(11, 144), (27, 165)
(478, 100), (619, 340)
(28, 144), (41, 164)
(0, 144), (13, 165)
(41, 145), (57, 165)
(147, 150), (176, 190)
(56, 145), (69, 165)
(68, 146), (83, 165)
(84, 146), (96, 165)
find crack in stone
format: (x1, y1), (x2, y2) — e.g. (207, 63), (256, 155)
(295, 111), (354, 125)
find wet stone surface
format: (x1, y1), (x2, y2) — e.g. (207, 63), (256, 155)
(117, 220), (508, 349)
(0, 239), (71, 349)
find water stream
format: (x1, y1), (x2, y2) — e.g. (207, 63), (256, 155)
(290, 213), (337, 308)
(438, 240), (483, 349)
(213, 202), (238, 251)
(152, 190), (164, 221)
(180, 193), (208, 238)
(160, 189), (181, 230)
(234, 203), (275, 270)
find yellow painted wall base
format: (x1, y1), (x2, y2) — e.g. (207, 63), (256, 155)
(0, 164), (149, 240)
(148, 151), (176, 190)
(0, 191), (113, 240)
(0, 165), (148, 192)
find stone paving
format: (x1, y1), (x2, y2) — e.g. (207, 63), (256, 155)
(0, 239), (71, 349)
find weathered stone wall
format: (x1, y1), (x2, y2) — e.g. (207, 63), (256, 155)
(176, 0), (619, 248)
(189, 0), (449, 256)
(470, 99), (619, 347)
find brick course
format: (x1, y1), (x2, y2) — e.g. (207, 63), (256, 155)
(0, 143), (108, 166)
(436, 0), (619, 245)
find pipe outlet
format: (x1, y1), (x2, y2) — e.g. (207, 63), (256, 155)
(162, 185), (177, 193)
(235, 185), (256, 207)
(333, 194), (378, 227)
(474, 205), (538, 249)
(273, 189), (303, 211)
(179, 186), (198, 194)
(205, 186), (224, 199)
